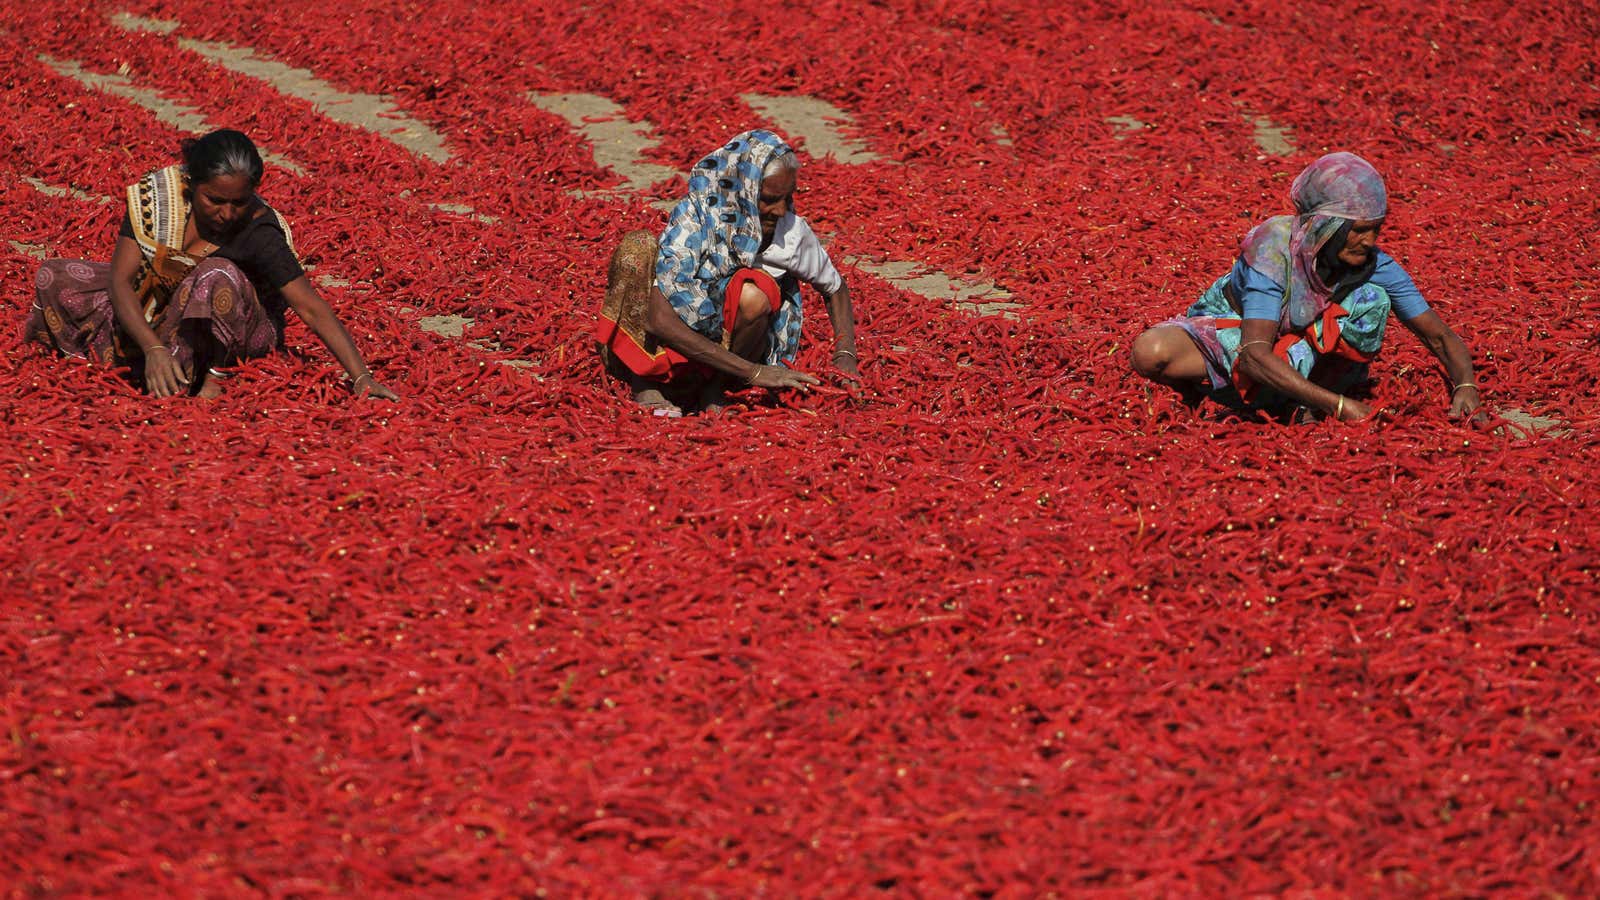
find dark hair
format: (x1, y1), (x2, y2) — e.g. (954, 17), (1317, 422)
(1312, 218), (1350, 279)
(180, 129), (264, 188)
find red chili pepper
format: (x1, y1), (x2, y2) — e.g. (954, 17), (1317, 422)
(3, 2), (1597, 895)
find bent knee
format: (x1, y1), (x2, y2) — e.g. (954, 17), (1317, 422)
(737, 281), (773, 322)
(193, 257), (247, 278)
(1130, 327), (1181, 378)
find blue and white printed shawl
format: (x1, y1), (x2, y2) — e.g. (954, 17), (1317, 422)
(655, 130), (803, 366)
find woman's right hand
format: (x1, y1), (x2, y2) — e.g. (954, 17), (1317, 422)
(144, 347), (190, 398)
(749, 364), (820, 392)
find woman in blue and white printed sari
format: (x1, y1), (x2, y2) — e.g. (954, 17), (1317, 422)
(596, 130), (859, 416)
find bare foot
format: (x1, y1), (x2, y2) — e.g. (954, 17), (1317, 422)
(196, 373), (226, 400)
(631, 382), (682, 417)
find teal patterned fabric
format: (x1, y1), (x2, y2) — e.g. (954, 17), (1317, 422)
(1166, 279), (1392, 403)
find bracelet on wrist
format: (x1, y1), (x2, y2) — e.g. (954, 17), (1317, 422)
(1335, 395), (1346, 419)
(143, 343), (166, 354)
(833, 348), (857, 359)
(747, 364), (763, 385)
(1452, 382), (1479, 395)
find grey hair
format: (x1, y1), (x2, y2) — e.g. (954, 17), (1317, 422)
(763, 151), (800, 179)
(181, 129), (265, 188)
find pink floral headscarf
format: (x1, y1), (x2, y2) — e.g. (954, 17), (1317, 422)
(1240, 152), (1388, 329)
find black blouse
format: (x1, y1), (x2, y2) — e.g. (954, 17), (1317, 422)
(120, 204), (305, 333)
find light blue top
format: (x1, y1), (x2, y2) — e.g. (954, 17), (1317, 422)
(1233, 250), (1431, 322)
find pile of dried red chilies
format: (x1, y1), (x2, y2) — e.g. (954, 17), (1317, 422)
(1, 0), (1597, 893)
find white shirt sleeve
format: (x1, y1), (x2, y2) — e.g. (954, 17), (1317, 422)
(756, 213), (843, 295)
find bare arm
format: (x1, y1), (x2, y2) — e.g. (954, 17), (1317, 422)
(1399, 310), (1480, 418)
(281, 276), (398, 399)
(645, 285), (817, 390)
(109, 237), (189, 397)
(1234, 318), (1370, 421)
(108, 237), (157, 344)
(821, 279), (859, 378)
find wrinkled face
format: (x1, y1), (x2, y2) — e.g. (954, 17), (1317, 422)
(191, 173), (254, 240)
(757, 169), (796, 239)
(1338, 218), (1383, 267)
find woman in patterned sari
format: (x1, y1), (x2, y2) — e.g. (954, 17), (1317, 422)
(595, 129), (859, 416)
(1130, 152), (1480, 421)
(26, 129), (396, 400)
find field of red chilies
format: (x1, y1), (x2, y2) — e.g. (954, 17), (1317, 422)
(3, 0), (1598, 893)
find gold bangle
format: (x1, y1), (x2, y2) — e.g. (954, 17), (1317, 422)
(142, 344), (166, 354)
(1336, 395), (1346, 418)
(1452, 382), (1478, 394)
(747, 365), (763, 385)
(833, 348), (857, 359)
(352, 372), (374, 387)
(1238, 340), (1272, 352)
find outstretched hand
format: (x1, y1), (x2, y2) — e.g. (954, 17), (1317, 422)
(1337, 397), (1374, 422)
(144, 347), (190, 398)
(1449, 385), (1484, 422)
(353, 374), (400, 401)
(749, 364), (820, 392)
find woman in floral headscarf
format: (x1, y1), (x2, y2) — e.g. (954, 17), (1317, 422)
(1130, 152), (1479, 421)
(596, 129), (858, 416)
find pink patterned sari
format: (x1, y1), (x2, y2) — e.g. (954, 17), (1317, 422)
(24, 165), (280, 388)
